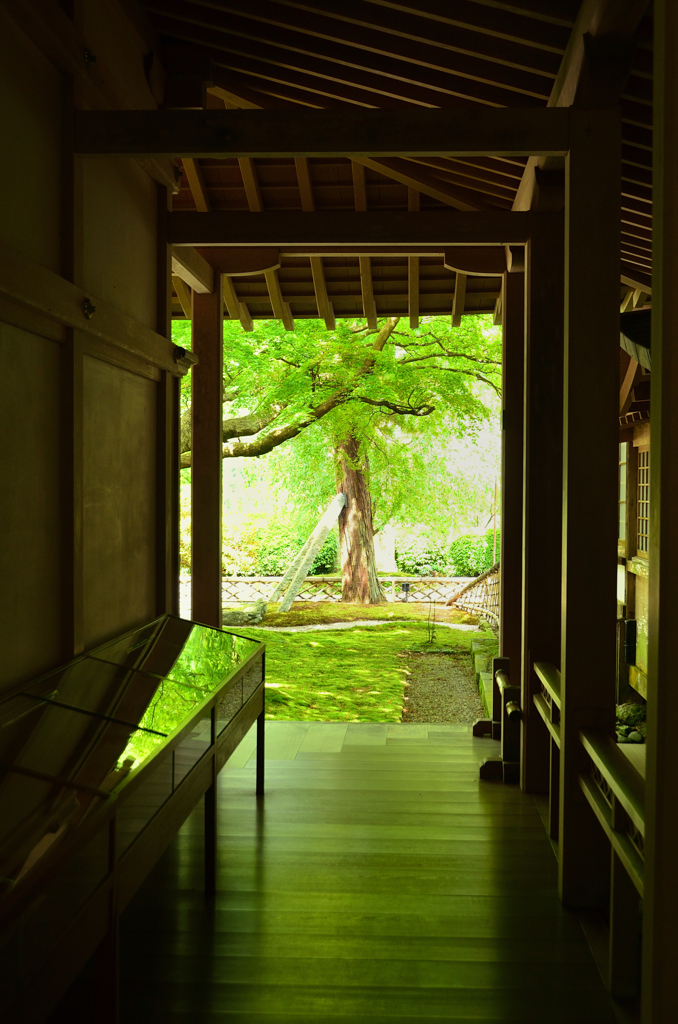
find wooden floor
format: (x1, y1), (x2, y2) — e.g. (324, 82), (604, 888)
(120, 722), (620, 1023)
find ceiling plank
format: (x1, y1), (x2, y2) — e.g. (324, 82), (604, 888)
(222, 275), (254, 331)
(74, 108), (572, 159)
(264, 268), (295, 329)
(168, 209), (543, 247)
(239, 157), (264, 212)
(172, 275), (192, 318)
(171, 245), (214, 293)
(408, 256), (420, 329)
(295, 157), (316, 212)
(359, 257), (378, 328)
(182, 158), (211, 212)
(452, 272), (467, 325)
(309, 256), (335, 329)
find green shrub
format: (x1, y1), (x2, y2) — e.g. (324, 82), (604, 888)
(395, 534), (449, 575)
(447, 529), (500, 576)
(254, 526), (339, 576)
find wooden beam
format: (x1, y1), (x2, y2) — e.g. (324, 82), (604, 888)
(222, 276), (253, 332)
(408, 256), (419, 330)
(452, 273), (467, 326)
(620, 288), (635, 312)
(196, 248), (280, 276)
(445, 248), (506, 276)
(191, 288), (223, 629)
(171, 246), (214, 294)
(238, 157), (264, 212)
(633, 288), (650, 308)
(168, 210), (542, 247)
(621, 263), (652, 293)
(359, 257), (378, 329)
(354, 156), (484, 211)
(513, 0), (650, 212)
(172, 275), (192, 318)
(264, 268), (294, 330)
(73, 108), (572, 159)
(619, 357), (641, 416)
(295, 157), (315, 212)
(0, 239), (186, 377)
(182, 158), (211, 212)
(351, 161), (367, 212)
(309, 257), (335, 330)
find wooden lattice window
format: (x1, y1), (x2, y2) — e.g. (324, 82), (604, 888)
(619, 442), (628, 542)
(637, 447), (650, 556)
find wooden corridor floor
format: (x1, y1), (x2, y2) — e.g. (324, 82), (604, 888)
(119, 722), (620, 1023)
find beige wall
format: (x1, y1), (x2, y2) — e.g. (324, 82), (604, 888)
(0, 9), (62, 273)
(0, 325), (64, 690)
(82, 357), (158, 648)
(83, 158), (158, 330)
(0, 8), (169, 689)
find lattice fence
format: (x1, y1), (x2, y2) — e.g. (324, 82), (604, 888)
(449, 563), (500, 633)
(180, 575), (473, 606)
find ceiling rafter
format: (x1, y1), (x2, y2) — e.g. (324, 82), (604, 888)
(309, 256), (335, 329)
(222, 275), (254, 331)
(358, 256), (378, 328)
(146, 5), (556, 100)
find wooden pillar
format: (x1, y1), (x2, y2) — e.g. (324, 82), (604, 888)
(191, 286), (223, 628)
(559, 109), (620, 907)
(642, 3), (678, 1018)
(520, 219), (563, 794)
(499, 270), (524, 674)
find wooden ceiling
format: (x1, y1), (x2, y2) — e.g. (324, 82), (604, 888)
(138, 0), (653, 328)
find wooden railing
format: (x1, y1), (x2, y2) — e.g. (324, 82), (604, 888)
(529, 658), (645, 999)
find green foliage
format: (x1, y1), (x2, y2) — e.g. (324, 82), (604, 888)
(447, 529), (500, 576)
(395, 533), (450, 575)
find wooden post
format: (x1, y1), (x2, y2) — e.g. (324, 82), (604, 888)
(499, 271), (524, 675)
(642, 2), (678, 1018)
(559, 109), (620, 908)
(191, 286), (223, 628)
(520, 219), (563, 794)
(156, 185), (180, 616)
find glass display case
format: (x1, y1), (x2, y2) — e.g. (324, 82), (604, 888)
(0, 615), (265, 1023)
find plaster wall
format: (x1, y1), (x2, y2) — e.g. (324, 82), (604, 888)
(0, 9), (62, 273)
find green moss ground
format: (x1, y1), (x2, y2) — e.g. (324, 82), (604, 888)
(236, 614), (494, 722)
(261, 601), (478, 628)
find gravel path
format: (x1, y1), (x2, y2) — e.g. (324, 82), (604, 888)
(403, 653), (485, 724)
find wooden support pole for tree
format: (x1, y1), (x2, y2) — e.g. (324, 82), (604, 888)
(521, 219), (563, 795)
(499, 271), (524, 676)
(642, 2), (678, 1018)
(559, 109), (620, 908)
(191, 285), (223, 628)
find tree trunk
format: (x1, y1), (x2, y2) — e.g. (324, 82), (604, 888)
(335, 433), (383, 604)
